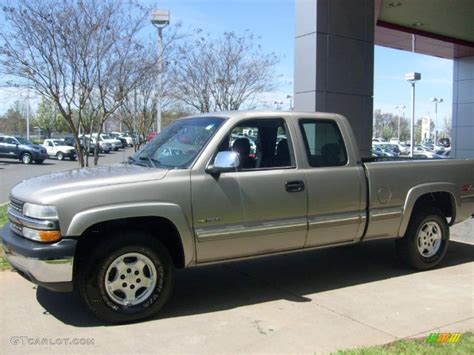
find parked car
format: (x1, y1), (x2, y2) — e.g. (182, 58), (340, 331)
(146, 131), (157, 142)
(0, 135), (48, 164)
(413, 152), (445, 159)
(2, 111), (473, 324)
(93, 133), (121, 151)
(42, 139), (77, 161)
(110, 132), (133, 147)
(84, 135), (112, 154)
(63, 136), (75, 147)
(438, 138), (451, 148)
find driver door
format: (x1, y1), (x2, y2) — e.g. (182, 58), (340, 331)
(191, 117), (308, 263)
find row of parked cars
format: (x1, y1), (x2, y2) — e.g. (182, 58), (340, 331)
(372, 137), (451, 159)
(0, 132), (135, 164)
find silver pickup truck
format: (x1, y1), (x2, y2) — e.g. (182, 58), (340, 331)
(1, 111), (473, 323)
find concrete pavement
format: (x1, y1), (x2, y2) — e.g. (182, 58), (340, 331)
(0, 235), (472, 354)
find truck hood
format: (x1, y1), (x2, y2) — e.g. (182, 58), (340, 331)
(11, 164), (169, 204)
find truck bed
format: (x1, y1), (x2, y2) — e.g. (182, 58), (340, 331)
(362, 158), (474, 240)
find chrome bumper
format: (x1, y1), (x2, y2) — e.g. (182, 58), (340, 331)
(5, 251), (73, 283)
(1, 223), (76, 291)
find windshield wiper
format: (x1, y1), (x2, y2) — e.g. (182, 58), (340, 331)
(139, 156), (160, 168)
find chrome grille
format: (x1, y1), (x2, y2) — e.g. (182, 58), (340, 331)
(9, 198), (24, 214)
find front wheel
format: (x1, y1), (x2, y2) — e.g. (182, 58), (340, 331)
(78, 233), (174, 324)
(34, 159), (45, 164)
(396, 208), (449, 270)
(56, 151), (64, 160)
(20, 153), (32, 164)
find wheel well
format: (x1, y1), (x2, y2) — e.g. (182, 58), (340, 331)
(412, 192), (455, 222)
(75, 217), (185, 270)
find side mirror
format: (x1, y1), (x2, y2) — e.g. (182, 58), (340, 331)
(206, 151), (240, 174)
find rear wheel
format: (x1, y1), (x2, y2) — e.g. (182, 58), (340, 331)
(78, 232), (174, 324)
(396, 207), (449, 270)
(20, 153), (32, 164)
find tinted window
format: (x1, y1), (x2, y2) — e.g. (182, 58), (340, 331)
(299, 120), (347, 167)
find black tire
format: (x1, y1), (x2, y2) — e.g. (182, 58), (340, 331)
(78, 232), (174, 324)
(20, 153), (32, 164)
(56, 151), (64, 160)
(70, 156), (77, 161)
(396, 207), (449, 270)
(34, 159), (45, 164)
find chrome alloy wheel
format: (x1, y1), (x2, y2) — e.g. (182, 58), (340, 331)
(104, 252), (158, 306)
(416, 221), (442, 258)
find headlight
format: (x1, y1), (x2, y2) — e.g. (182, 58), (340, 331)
(23, 203), (58, 219)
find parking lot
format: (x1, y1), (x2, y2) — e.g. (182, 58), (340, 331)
(0, 148), (134, 203)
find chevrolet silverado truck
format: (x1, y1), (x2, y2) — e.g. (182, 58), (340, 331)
(1, 111), (473, 324)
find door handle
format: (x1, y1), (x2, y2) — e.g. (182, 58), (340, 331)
(285, 180), (305, 193)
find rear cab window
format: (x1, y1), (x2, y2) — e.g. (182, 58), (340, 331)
(299, 119), (348, 167)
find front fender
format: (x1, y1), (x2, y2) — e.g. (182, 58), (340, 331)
(398, 183), (459, 237)
(65, 202), (195, 266)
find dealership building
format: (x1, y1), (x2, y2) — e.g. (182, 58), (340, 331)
(294, 0), (474, 158)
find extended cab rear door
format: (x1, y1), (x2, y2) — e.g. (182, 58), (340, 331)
(292, 115), (367, 247)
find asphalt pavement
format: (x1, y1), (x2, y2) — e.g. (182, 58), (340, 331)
(0, 148), (134, 203)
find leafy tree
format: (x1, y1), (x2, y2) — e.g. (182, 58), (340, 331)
(33, 98), (68, 138)
(0, 100), (28, 135)
(169, 30), (279, 112)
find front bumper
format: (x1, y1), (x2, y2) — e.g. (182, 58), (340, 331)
(32, 151), (49, 160)
(0, 223), (77, 292)
(64, 150), (77, 158)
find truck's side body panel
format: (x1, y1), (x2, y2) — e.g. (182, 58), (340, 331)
(364, 159), (474, 239)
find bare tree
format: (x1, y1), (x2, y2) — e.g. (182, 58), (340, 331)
(169, 30), (279, 113)
(0, 0), (175, 166)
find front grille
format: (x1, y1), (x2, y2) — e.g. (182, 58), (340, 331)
(9, 198), (24, 214)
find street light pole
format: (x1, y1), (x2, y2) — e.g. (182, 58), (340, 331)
(286, 95), (293, 110)
(395, 105), (405, 142)
(405, 72), (421, 157)
(150, 9), (170, 134)
(430, 97), (443, 144)
(26, 77), (30, 140)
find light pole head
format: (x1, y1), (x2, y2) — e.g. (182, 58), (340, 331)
(150, 9), (170, 27)
(430, 97), (443, 103)
(405, 72), (421, 83)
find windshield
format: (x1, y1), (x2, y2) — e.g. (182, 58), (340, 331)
(52, 139), (63, 145)
(15, 137), (32, 145)
(101, 134), (112, 139)
(130, 116), (224, 168)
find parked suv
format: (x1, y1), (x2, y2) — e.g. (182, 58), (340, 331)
(0, 135), (48, 164)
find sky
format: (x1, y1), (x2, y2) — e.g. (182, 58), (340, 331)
(0, 0), (453, 127)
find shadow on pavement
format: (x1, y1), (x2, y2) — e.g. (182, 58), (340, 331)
(0, 159), (56, 166)
(36, 239), (474, 327)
